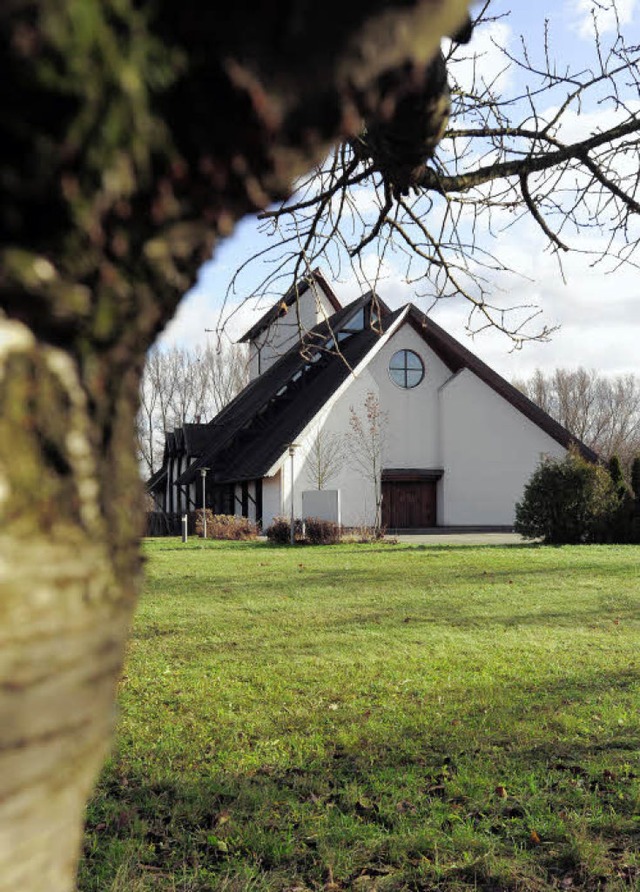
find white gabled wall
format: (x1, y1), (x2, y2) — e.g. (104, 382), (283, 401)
(248, 281), (337, 379)
(270, 322), (453, 528)
(367, 324), (452, 469)
(260, 321), (570, 530)
(439, 368), (566, 525)
(262, 472), (282, 527)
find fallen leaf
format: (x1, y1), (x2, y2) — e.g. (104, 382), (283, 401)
(495, 785), (508, 799)
(530, 829), (541, 846)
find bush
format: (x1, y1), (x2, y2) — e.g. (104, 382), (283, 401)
(515, 450), (619, 544)
(631, 455), (640, 499)
(265, 516), (304, 544)
(608, 454), (625, 489)
(195, 510), (258, 540)
(605, 454), (635, 543)
(305, 517), (342, 545)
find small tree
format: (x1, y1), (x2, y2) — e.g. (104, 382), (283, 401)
(515, 451), (619, 545)
(305, 425), (345, 490)
(348, 392), (388, 534)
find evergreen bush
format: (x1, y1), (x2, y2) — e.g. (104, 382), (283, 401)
(631, 455), (640, 499)
(515, 451), (619, 544)
(608, 454), (625, 490)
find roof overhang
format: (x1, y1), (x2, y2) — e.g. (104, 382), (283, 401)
(382, 468), (444, 482)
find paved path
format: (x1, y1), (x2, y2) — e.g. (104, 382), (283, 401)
(389, 532), (528, 546)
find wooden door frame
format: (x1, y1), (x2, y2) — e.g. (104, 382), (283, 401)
(381, 469), (443, 529)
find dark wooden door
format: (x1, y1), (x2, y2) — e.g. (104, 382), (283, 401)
(381, 480), (437, 529)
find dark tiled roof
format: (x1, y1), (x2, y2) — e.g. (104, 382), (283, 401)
(178, 293), (399, 485)
(147, 465), (167, 493)
(237, 268), (342, 343)
(183, 423), (213, 456)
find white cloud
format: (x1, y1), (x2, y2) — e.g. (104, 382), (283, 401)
(570, 0), (636, 38)
(446, 20), (514, 96)
(425, 215), (640, 381)
(158, 286), (265, 351)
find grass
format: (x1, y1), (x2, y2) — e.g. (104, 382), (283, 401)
(80, 539), (640, 891)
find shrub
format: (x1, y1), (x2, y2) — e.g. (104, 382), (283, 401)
(305, 517), (342, 545)
(608, 454), (625, 489)
(195, 510), (258, 540)
(265, 516), (304, 544)
(631, 455), (640, 499)
(515, 450), (619, 544)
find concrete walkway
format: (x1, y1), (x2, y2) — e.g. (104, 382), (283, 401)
(389, 531), (528, 546)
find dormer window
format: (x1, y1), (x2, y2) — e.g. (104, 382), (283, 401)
(343, 307), (365, 332)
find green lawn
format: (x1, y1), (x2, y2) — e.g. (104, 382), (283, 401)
(80, 539), (640, 891)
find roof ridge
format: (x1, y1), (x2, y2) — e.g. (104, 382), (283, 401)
(237, 268), (343, 344)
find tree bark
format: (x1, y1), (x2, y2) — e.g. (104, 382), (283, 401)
(0, 2), (469, 888)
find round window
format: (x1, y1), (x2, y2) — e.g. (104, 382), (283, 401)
(388, 349), (424, 389)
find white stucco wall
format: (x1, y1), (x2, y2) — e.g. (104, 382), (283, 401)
(273, 321), (454, 527)
(367, 324), (452, 469)
(262, 471), (282, 527)
(439, 368), (566, 525)
(248, 282), (337, 379)
(260, 321), (569, 529)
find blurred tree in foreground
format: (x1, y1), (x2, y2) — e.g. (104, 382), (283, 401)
(0, 2), (472, 889)
(2, 0), (640, 889)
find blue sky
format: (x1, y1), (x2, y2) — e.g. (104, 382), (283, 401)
(160, 0), (640, 381)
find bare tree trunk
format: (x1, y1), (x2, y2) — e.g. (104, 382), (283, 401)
(0, 2), (470, 888)
(0, 320), (143, 892)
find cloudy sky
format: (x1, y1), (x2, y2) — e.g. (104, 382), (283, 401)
(159, 0), (640, 382)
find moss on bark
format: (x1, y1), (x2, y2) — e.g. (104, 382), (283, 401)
(0, 1), (470, 888)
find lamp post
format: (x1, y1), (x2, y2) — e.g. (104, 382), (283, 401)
(288, 444), (299, 545)
(200, 468), (209, 540)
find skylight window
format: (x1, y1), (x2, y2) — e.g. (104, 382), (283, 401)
(342, 307), (365, 332)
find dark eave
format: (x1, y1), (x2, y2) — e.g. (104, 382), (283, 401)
(383, 468), (444, 482)
(182, 422), (213, 457)
(237, 267), (343, 344)
(146, 466), (167, 492)
(405, 306), (599, 463)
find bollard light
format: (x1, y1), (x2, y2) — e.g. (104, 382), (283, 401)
(200, 468), (209, 540)
(288, 444), (299, 545)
